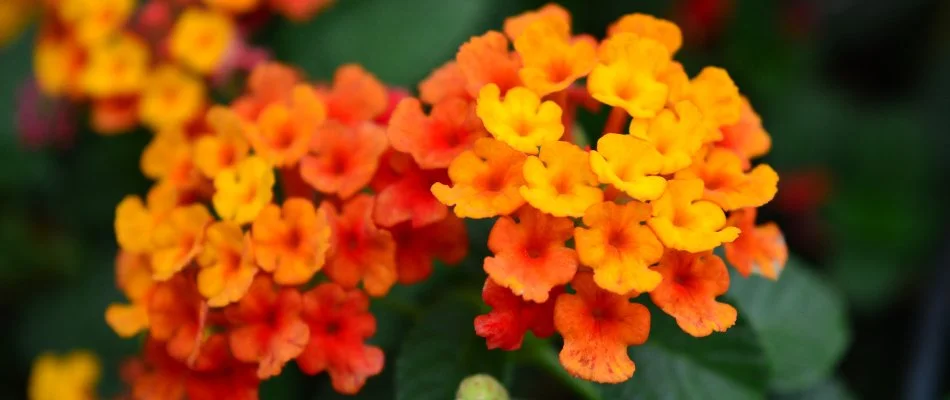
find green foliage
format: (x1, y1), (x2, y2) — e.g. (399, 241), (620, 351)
(601, 308), (768, 400)
(272, 0), (496, 86)
(395, 297), (507, 400)
(727, 259), (851, 392)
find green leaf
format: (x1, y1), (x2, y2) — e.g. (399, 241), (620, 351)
(727, 258), (850, 392)
(395, 297), (506, 400)
(519, 336), (600, 400)
(601, 306), (768, 400)
(774, 378), (857, 400)
(272, 0), (496, 86)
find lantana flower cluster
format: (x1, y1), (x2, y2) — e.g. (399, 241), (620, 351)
(28, 0), (332, 137)
(108, 61), (469, 398)
(421, 5), (788, 383)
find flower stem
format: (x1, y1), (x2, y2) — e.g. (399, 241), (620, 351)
(280, 165), (312, 201)
(602, 106), (628, 136)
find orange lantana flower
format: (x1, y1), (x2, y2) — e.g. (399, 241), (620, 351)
(195, 106), (251, 179)
(232, 62), (300, 121)
(141, 129), (203, 191)
(139, 65), (206, 132)
(418, 61), (470, 105)
(169, 8), (235, 75)
(322, 64), (388, 124)
(105, 251), (154, 338)
(372, 153), (449, 229)
(555, 272), (650, 383)
(484, 207), (577, 303)
(388, 97), (485, 169)
(321, 195), (397, 297)
(389, 214), (468, 284)
(150, 204), (213, 280)
(456, 31), (522, 97)
(475, 278), (561, 350)
(717, 96), (772, 169)
(724, 208), (788, 280)
(114, 184), (180, 253)
(648, 179), (739, 252)
(673, 67), (742, 140)
(226, 276), (310, 379)
(248, 84), (327, 167)
(431, 138), (527, 219)
(513, 18), (596, 96)
(503, 3), (571, 41)
(197, 222), (258, 307)
(476, 84), (563, 154)
(608, 13), (683, 54)
(650, 250), (737, 337)
(521, 141), (603, 218)
(298, 283), (384, 394)
(299, 121), (388, 199)
(589, 133), (666, 201)
(251, 198), (331, 286)
(676, 147), (778, 211)
(575, 201), (664, 294)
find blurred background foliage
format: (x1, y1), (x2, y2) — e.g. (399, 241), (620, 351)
(1, 0), (949, 399)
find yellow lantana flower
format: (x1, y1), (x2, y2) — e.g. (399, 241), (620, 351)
(169, 8), (235, 75)
(34, 36), (84, 97)
(648, 179), (739, 252)
(197, 221), (258, 307)
(139, 65), (207, 131)
(675, 147), (778, 211)
(80, 34), (150, 98)
(195, 106), (251, 178)
(628, 101), (706, 174)
(587, 33), (671, 119)
(105, 251), (154, 337)
(574, 201), (664, 294)
(59, 0), (134, 46)
(521, 141), (602, 218)
(212, 156), (275, 225)
(476, 84), (563, 154)
(513, 19), (596, 96)
(114, 183), (180, 253)
(607, 13), (683, 54)
(150, 204), (213, 280)
(589, 133), (667, 201)
(29, 351), (100, 400)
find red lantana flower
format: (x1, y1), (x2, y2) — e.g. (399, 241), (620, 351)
(475, 278), (562, 350)
(321, 195), (398, 297)
(297, 282), (384, 395)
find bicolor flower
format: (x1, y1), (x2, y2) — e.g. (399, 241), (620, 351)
(574, 201), (664, 294)
(554, 272), (650, 383)
(484, 207), (577, 303)
(675, 147), (778, 211)
(299, 121), (388, 199)
(226, 276), (310, 379)
(475, 278), (561, 350)
(251, 198), (331, 285)
(431, 138), (527, 219)
(648, 179), (739, 252)
(650, 250), (737, 337)
(724, 208), (788, 280)
(476, 84), (563, 154)
(213, 156), (275, 225)
(521, 141), (603, 217)
(321, 195), (397, 297)
(388, 97), (485, 169)
(298, 283), (384, 394)
(589, 133), (667, 201)
(197, 222), (258, 307)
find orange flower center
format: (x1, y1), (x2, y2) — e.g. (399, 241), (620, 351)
(546, 58), (573, 83)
